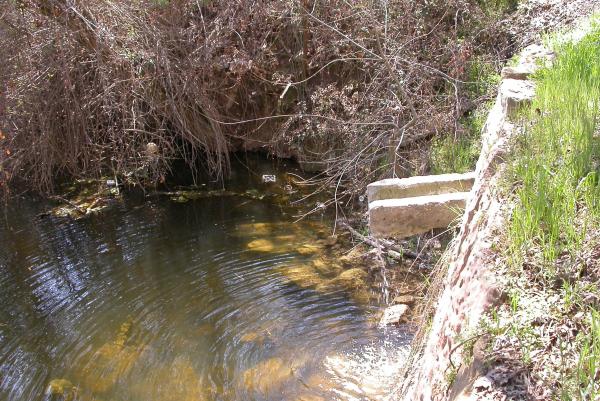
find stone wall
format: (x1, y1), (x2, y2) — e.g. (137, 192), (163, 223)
(395, 44), (554, 401)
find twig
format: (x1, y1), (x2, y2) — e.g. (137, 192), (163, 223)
(49, 195), (87, 215)
(338, 220), (420, 260)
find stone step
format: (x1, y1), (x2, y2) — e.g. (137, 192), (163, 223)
(366, 172), (475, 203)
(368, 192), (470, 238)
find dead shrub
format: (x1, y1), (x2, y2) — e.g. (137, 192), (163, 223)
(0, 0), (513, 201)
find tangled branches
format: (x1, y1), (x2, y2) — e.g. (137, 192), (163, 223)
(0, 0), (513, 200)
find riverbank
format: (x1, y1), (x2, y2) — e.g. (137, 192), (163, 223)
(397, 14), (600, 401)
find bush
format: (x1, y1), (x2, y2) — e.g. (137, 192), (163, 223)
(0, 0), (513, 201)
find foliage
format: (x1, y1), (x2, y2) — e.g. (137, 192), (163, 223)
(429, 98), (492, 174)
(476, 0), (519, 16)
(508, 27), (600, 267)
(494, 24), (600, 400)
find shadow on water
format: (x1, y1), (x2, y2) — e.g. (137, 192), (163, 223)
(0, 155), (412, 401)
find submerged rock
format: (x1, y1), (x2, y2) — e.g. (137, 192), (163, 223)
(246, 239), (276, 252)
(47, 379), (76, 401)
(296, 243), (323, 255)
(242, 357), (295, 395)
(80, 319), (144, 394)
(240, 329), (274, 345)
(195, 323), (214, 337)
(83, 343), (144, 393)
(333, 268), (368, 289)
(280, 265), (325, 289)
(350, 288), (373, 305)
(311, 258), (342, 277)
(130, 357), (208, 401)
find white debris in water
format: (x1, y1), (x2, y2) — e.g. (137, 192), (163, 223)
(262, 174), (276, 183)
(323, 336), (410, 401)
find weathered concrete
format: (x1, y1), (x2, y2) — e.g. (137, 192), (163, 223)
(367, 172), (475, 203)
(369, 192), (470, 238)
(500, 65), (535, 80)
(500, 78), (536, 117)
(394, 41), (557, 401)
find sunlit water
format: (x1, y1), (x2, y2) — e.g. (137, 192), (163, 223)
(0, 158), (411, 401)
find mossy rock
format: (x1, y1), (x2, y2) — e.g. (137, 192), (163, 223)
(246, 239), (276, 252)
(242, 357), (295, 395)
(332, 268), (368, 289)
(47, 379), (76, 401)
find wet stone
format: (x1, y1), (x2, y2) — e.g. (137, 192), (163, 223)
(47, 379), (76, 401)
(242, 357), (295, 395)
(246, 239), (276, 252)
(379, 304), (409, 327)
(393, 295), (417, 305)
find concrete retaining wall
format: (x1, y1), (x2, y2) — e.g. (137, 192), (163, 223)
(394, 43), (554, 401)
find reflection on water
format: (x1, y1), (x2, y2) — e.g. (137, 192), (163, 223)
(0, 157), (411, 401)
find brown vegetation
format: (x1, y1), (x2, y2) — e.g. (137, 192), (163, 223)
(0, 0), (513, 202)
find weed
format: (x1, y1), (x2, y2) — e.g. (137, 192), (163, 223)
(500, 23), (600, 400)
(429, 101), (492, 174)
(507, 27), (600, 267)
(572, 310), (600, 401)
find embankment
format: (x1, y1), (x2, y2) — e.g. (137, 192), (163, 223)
(393, 41), (554, 401)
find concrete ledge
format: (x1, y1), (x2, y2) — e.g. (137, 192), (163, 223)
(501, 65), (535, 80)
(500, 79), (535, 118)
(369, 192), (469, 238)
(367, 172), (475, 203)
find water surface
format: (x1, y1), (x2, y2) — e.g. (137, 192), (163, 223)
(0, 158), (410, 401)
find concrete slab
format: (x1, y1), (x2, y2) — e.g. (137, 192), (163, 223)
(369, 192), (470, 238)
(501, 65), (535, 80)
(367, 172), (475, 203)
(500, 79), (535, 118)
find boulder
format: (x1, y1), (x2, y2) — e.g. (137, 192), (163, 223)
(379, 304), (409, 327)
(500, 66), (535, 80)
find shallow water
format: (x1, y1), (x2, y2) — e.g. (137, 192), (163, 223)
(0, 158), (411, 401)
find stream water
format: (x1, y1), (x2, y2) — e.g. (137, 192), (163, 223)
(0, 156), (411, 401)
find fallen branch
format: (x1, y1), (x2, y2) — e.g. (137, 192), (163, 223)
(338, 220), (420, 260)
(49, 195), (88, 215)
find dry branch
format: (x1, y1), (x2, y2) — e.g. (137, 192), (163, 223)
(338, 220), (420, 260)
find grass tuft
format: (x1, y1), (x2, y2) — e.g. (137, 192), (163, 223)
(508, 27), (600, 269)
(501, 23), (600, 399)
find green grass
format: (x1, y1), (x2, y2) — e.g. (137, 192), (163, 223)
(570, 310), (600, 401)
(430, 101), (491, 174)
(430, 56), (498, 175)
(504, 24), (600, 400)
(508, 27), (600, 268)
